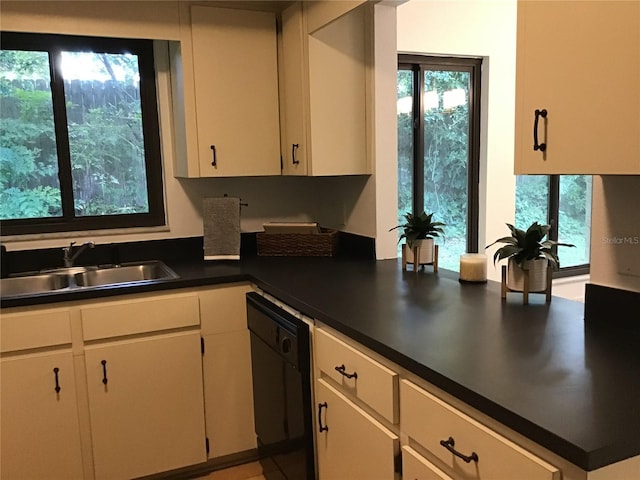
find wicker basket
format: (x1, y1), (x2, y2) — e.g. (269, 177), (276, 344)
(256, 228), (339, 257)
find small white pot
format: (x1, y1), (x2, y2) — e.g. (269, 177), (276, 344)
(507, 257), (548, 292)
(405, 238), (434, 264)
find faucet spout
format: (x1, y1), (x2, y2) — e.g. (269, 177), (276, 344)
(63, 241), (95, 267)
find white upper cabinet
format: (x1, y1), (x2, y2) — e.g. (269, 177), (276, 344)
(514, 0), (640, 174)
(279, 2), (309, 175)
(279, 1), (373, 176)
(172, 4), (281, 177)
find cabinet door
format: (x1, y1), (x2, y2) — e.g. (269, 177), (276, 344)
(202, 330), (256, 458)
(307, 3), (371, 176)
(315, 378), (399, 480)
(280, 1), (308, 176)
(190, 6), (280, 177)
(514, 1), (640, 174)
(85, 332), (206, 480)
(200, 284), (256, 458)
(1, 351), (84, 480)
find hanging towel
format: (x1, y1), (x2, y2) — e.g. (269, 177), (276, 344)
(203, 196), (241, 260)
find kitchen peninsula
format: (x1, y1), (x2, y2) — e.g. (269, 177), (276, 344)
(2, 250), (639, 479)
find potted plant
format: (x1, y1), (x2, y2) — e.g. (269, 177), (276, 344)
(486, 222), (574, 291)
(390, 211), (445, 265)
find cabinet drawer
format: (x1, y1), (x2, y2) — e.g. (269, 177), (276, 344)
(1, 308), (71, 352)
(199, 284), (251, 335)
(400, 380), (560, 480)
(315, 328), (398, 423)
(402, 446), (453, 480)
(81, 292), (200, 340)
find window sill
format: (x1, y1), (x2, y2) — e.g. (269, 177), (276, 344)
(552, 274), (590, 302)
(1, 225), (171, 244)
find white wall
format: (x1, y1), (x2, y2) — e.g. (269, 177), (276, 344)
(396, 0), (518, 281)
(589, 176), (640, 292)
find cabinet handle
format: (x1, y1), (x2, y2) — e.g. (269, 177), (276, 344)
(210, 145), (217, 167)
(335, 364), (358, 380)
(533, 108), (547, 152)
(101, 360), (108, 385)
(53, 367), (61, 393)
(292, 143), (299, 165)
(318, 402), (329, 432)
(439, 436), (479, 463)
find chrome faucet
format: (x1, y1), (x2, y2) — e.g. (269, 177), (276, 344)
(63, 241), (95, 267)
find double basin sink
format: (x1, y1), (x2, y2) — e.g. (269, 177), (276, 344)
(1, 261), (179, 299)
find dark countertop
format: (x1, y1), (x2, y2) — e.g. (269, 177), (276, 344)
(3, 255), (639, 472)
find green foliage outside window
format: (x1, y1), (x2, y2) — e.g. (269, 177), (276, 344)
(397, 67), (472, 270)
(0, 47), (150, 222)
(0, 50), (62, 219)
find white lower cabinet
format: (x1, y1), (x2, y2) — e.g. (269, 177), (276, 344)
(315, 378), (399, 479)
(0, 350), (84, 480)
(199, 283), (256, 459)
(84, 331), (207, 480)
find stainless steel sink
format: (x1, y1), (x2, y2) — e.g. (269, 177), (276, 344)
(1, 273), (70, 297)
(1, 260), (179, 299)
(74, 261), (179, 287)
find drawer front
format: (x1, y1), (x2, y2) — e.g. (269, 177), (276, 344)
(1, 309), (72, 352)
(400, 380), (560, 480)
(199, 283), (252, 335)
(402, 446), (453, 480)
(315, 328), (398, 423)
(82, 292), (200, 340)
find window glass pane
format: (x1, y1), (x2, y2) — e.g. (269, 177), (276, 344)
(397, 69), (414, 253)
(515, 175), (549, 228)
(62, 51), (149, 216)
(0, 49), (62, 219)
(558, 175), (592, 267)
(423, 69), (470, 271)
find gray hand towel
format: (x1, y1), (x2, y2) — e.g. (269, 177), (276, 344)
(203, 197), (241, 260)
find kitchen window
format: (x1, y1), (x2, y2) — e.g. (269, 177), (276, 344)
(0, 32), (164, 235)
(397, 55), (481, 271)
(515, 175), (592, 276)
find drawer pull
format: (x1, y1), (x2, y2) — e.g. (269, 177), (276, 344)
(335, 364), (358, 380)
(439, 436), (479, 464)
(210, 145), (217, 167)
(101, 360), (108, 385)
(53, 367), (61, 393)
(318, 402), (329, 432)
(533, 108), (547, 152)
(292, 143), (300, 165)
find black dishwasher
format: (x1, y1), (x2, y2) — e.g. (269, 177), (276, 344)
(246, 292), (315, 480)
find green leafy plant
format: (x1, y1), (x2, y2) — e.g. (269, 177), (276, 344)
(390, 211), (446, 249)
(486, 222), (574, 270)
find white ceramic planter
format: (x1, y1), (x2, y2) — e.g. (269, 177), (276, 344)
(405, 238), (434, 265)
(507, 257), (548, 292)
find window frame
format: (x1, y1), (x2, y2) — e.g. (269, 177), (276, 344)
(398, 54), (482, 254)
(548, 175), (591, 277)
(0, 31), (165, 235)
